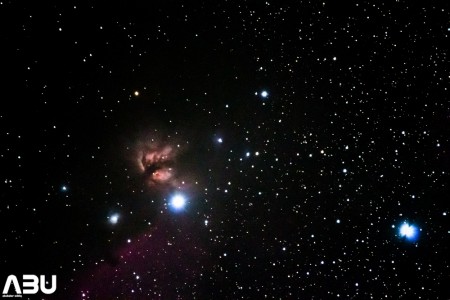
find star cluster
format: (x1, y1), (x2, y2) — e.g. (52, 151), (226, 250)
(0, 1), (449, 299)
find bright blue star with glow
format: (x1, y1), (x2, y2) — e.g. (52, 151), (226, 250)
(169, 194), (187, 211)
(261, 90), (269, 98)
(109, 213), (120, 224)
(399, 222), (419, 241)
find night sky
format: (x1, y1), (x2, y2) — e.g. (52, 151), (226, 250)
(1, 1), (449, 299)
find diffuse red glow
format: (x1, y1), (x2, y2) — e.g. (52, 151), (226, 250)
(136, 143), (179, 188)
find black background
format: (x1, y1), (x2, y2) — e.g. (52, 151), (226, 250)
(0, 1), (449, 299)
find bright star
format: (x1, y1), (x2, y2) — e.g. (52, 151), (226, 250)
(399, 222), (418, 241)
(261, 90), (269, 98)
(170, 194), (186, 210)
(61, 185), (68, 192)
(109, 213), (120, 224)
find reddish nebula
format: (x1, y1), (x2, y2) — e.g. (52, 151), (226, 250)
(151, 168), (173, 182)
(76, 216), (211, 299)
(130, 134), (199, 194)
(134, 141), (183, 189)
(138, 145), (173, 172)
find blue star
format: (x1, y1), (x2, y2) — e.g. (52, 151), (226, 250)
(399, 222), (419, 242)
(169, 194), (186, 211)
(109, 213), (120, 224)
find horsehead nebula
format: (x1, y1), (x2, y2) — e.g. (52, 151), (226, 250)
(75, 131), (206, 297)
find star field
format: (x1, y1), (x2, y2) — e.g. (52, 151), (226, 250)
(0, 1), (449, 299)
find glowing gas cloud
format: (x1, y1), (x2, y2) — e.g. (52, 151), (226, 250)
(134, 142), (178, 188)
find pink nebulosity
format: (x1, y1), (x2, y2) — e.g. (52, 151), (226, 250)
(136, 143), (179, 188)
(151, 168), (173, 182)
(141, 146), (172, 168)
(76, 216), (211, 299)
